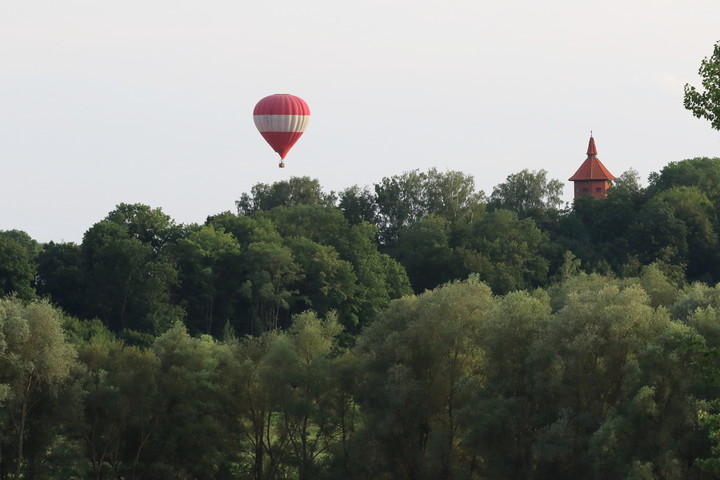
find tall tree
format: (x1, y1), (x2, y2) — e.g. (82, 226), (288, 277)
(241, 242), (301, 333)
(283, 237), (359, 329)
(261, 312), (345, 480)
(81, 221), (181, 332)
(338, 185), (378, 226)
(394, 215), (466, 293)
(0, 298), (77, 478)
(488, 169), (564, 219)
(373, 169), (484, 248)
(104, 203), (182, 251)
(221, 332), (279, 480)
(648, 157), (720, 207)
(171, 225), (243, 335)
(352, 277), (493, 479)
(464, 290), (552, 479)
(535, 280), (708, 478)
(468, 209), (551, 294)
(35, 242), (85, 317)
(259, 204), (412, 330)
(0, 236), (36, 300)
(236, 177), (336, 214)
(630, 186), (719, 282)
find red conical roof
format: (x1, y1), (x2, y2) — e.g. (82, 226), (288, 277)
(568, 136), (616, 181)
(587, 136), (597, 156)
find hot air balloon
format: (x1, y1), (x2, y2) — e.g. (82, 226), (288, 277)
(253, 94), (310, 168)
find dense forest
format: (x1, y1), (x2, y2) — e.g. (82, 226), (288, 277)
(6, 157), (720, 478)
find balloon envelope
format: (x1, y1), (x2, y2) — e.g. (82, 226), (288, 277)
(253, 94), (310, 165)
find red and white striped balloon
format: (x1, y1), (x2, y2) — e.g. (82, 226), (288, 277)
(253, 94), (310, 168)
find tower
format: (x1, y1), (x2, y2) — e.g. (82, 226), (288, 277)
(568, 135), (616, 199)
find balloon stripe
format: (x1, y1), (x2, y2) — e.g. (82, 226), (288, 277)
(253, 115), (310, 132)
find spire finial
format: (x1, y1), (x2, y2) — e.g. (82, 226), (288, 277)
(587, 135), (598, 156)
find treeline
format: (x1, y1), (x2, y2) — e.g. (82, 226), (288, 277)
(4, 158), (720, 478)
(3, 271), (720, 479)
(3, 158), (720, 338)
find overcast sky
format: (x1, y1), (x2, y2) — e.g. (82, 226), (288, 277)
(2, 0), (719, 243)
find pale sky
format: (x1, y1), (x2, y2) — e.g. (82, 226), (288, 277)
(2, 0), (719, 243)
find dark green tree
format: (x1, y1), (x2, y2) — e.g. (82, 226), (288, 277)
(0, 235), (36, 300)
(648, 157), (720, 207)
(104, 203), (183, 251)
(81, 220), (181, 333)
(338, 185), (378, 226)
(240, 241), (301, 333)
(206, 211), (283, 246)
(260, 204), (412, 330)
(35, 242), (85, 317)
(394, 215), (466, 293)
(284, 237), (359, 329)
(630, 186), (719, 282)
(467, 209), (551, 294)
(171, 225), (242, 335)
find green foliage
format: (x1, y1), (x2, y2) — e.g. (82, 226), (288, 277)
(284, 237), (359, 328)
(171, 225), (243, 335)
(81, 215), (183, 333)
(36, 241), (85, 316)
(14, 155), (720, 478)
(352, 277), (494, 479)
(236, 176), (336, 214)
(684, 40), (720, 131)
(489, 168), (564, 219)
(394, 215), (466, 292)
(338, 185), (378, 225)
(257, 204), (412, 330)
(0, 235), (36, 300)
(104, 202), (183, 250)
(649, 157), (720, 207)
(1, 273), (719, 478)
(241, 241), (302, 333)
(373, 168), (485, 247)
(468, 209), (551, 294)
(632, 186), (719, 281)
(0, 298), (78, 478)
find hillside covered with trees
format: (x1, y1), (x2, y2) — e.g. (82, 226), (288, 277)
(4, 156), (720, 478)
(5, 158), (720, 338)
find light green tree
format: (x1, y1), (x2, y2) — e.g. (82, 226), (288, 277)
(352, 277), (493, 479)
(261, 312), (345, 480)
(0, 298), (77, 478)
